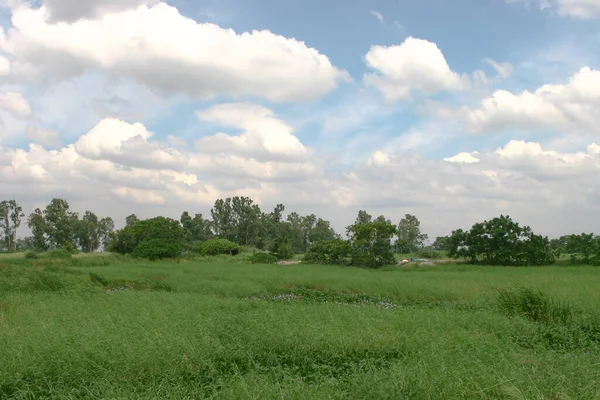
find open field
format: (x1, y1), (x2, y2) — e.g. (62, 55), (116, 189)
(1, 253), (600, 399)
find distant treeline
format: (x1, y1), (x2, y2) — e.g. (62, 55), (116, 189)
(1, 198), (598, 267)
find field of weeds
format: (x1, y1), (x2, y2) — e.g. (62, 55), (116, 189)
(1, 253), (599, 399)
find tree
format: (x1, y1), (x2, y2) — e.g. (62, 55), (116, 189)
(211, 198), (235, 241)
(180, 212), (213, 243)
(98, 217), (115, 251)
(432, 236), (450, 251)
(44, 198), (78, 250)
(125, 214), (139, 227)
(346, 211), (396, 268)
(231, 196), (261, 245)
(76, 210), (101, 252)
(447, 215), (555, 266)
(27, 208), (48, 251)
(110, 216), (185, 259)
(0, 200), (24, 252)
(395, 214), (428, 253)
(566, 233), (600, 265)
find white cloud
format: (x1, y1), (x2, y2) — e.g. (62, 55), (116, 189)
(364, 37), (466, 101)
(1, 2), (348, 102)
(0, 91), (32, 118)
(196, 102), (309, 162)
(42, 0), (159, 22)
(25, 125), (61, 148)
(463, 66), (600, 133)
(369, 10), (385, 23)
(483, 58), (514, 79)
(509, 0), (600, 18)
(0, 55), (11, 76)
(444, 151), (480, 164)
(3, 124), (600, 238)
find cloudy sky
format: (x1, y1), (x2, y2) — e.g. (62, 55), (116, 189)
(1, 0), (599, 238)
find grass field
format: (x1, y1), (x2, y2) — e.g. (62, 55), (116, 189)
(1, 253), (600, 399)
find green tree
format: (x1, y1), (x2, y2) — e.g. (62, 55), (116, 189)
(27, 208), (48, 251)
(447, 215), (555, 266)
(231, 196), (261, 245)
(346, 212), (396, 268)
(566, 233), (599, 264)
(211, 198), (235, 241)
(0, 200), (24, 252)
(180, 212), (213, 242)
(76, 210), (101, 252)
(99, 217), (115, 251)
(395, 214), (428, 253)
(111, 216), (184, 259)
(432, 236), (450, 251)
(43, 198), (78, 250)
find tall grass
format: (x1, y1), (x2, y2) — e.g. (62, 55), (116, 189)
(0, 253), (599, 398)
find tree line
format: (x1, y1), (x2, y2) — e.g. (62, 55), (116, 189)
(1, 197), (598, 267)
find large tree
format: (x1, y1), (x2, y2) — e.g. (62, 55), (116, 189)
(180, 211), (213, 243)
(0, 200), (24, 252)
(346, 211), (396, 268)
(43, 198), (78, 250)
(448, 215), (555, 266)
(27, 208), (48, 251)
(395, 214), (428, 253)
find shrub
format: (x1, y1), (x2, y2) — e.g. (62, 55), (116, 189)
(200, 238), (241, 256)
(132, 239), (181, 261)
(269, 238), (293, 261)
(415, 249), (444, 259)
(303, 239), (351, 265)
(47, 249), (73, 259)
(496, 285), (573, 325)
(24, 251), (39, 260)
(248, 252), (278, 264)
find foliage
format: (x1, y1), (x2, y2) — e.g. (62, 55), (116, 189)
(346, 212), (397, 268)
(496, 285), (573, 325)
(447, 215), (556, 266)
(431, 236), (450, 251)
(27, 208), (48, 252)
(0, 200), (24, 252)
(303, 239), (351, 265)
(395, 214), (428, 253)
(248, 252), (278, 264)
(180, 211), (213, 243)
(566, 233), (600, 265)
(200, 238), (241, 256)
(132, 238), (182, 261)
(268, 237), (294, 260)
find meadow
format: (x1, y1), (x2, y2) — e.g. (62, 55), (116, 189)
(1, 253), (599, 399)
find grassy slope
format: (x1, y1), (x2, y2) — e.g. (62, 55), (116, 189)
(1, 254), (599, 399)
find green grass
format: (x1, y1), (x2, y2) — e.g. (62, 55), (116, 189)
(1, 254), (600, 399)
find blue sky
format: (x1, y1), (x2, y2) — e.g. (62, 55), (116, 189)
(1, 0), (600, 237)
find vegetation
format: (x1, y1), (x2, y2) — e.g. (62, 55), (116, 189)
(1, 253), (600, 398)
(447, 215), (556, 266)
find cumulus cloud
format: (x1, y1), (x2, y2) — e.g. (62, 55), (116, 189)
(463, 66), (600, 133)
(195, 102), (310, 162)
(364, 37), (466, 101)
(2, 115), (600, 237)
(25, 125), (61, 148)
(1, 2), (348, 102)
(42, 0), (159, 22)
(0, 91), (31, 118)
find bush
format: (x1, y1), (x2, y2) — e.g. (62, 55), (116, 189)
(200, 238), (241, 256)
(24, 251), (39, 259)
(47, 249), (73, 259)
(496, 285), (573, 325)
(415, 249), (444, 259)
(269, 238), (293, 261)
(248, 252), (278, 264)
(132, 239), (181, 261)
(303, 239), (351, 265)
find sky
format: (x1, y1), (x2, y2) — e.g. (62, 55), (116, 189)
(1, 0), (600, 239)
